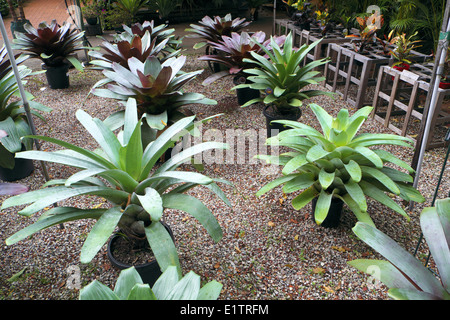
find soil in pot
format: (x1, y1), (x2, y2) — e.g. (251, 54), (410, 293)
(311, 197), (344, 228)
(42, 63), (70, 89)
(263, 105), (301, 138)
(107, 222), (175, 286)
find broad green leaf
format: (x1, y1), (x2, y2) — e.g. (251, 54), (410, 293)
(359, 180), (409, 220)
(340, 193), (374, 226)
(165, 271), (200, 300)
(162, 193), (222, 243)
(292, 186), (319, 210)
(348, 259), (418, 290)
(388, 288), (444, 300)
(114, 267), (144, 300)
(127, 284), (156, 300)
(152, 265), (180, 300)
(256, 174), (297, 196)
(79, 280), (119, 300)
(145, 221), (180, 275)
(318, 168), (335, 190)
(309, 103), (332, 137)
(421, 199), (450, 291)
(343, 180), (367, 212)
(314, 190), (332, 225)
(355, 146), (383, 168)
(197, 281), (223, 300)
(361, 166), (400, 195)
(80, 206), (123, 263)
(6, 207), (106, 245)
(282, 153), (308, 175)
(282, 172), (315, 193)
(352, 222), (446, 298)
(344, 160), (362, 182)
(137, 187), (163, 222)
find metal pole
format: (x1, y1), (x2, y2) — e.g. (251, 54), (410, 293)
(0, 13), (50, 182)
(411, 7), (450, 201)
(272, 0), (276, 36)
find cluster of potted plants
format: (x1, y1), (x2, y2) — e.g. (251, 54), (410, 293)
(1, 9), (442, 300)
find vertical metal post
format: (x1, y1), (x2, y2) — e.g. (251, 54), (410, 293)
(0, 13), (51, 182)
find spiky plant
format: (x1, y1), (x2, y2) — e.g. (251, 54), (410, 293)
(186, 13), (251, 50)
(91, 56), (216, 130)
(2, 99), (231, 275)
(13, 20), (84, 70)
(256, 104), (425, 227)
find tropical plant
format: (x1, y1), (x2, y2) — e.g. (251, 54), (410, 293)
(185, 14), (251, 50)
(81, 0), (102, 19)
(2, 98), (231, 275)
(104, 5), (134, 29)
(349, 197), (450, 300)
(388, 31), (422, 67)
(116, 0), (149, 18)
(90, 56), (216, 131)
(12, 20), (85, 70)
(0, 46), (51, 170)
(80, 266), (222, 300)
(234, 32), (331, 116)
(255, 103), (425, 227)
(199, 31), (286, 85)
(345, 13), (383, 53)
(113, 21), (183, 60)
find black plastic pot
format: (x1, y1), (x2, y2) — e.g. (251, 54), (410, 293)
(85, 17), (98, 25)
(311, 197), (344, 228)
(42, 63), (70, 89)
(107, 222), (174, 286)
(0, 150), (34, 182)
(263, 105), (301, 138)
(233, 75), (260, 106)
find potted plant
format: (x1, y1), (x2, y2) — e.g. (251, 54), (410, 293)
(345, 14), (383, 54)
(6, 0), (30, 38)
(349, 197), (450, 300)
(199, 31), (286, 106)
(388, 31), (422, 72)
(234, 32), (331, 137)
(104, 4), (134, 32)
(90, 55), (216, 147)
(0, 46), (51, 181)
(81, 0), (101, 25)
(80, 266), (223, 300)
(12, 20), (85, 89)
(2, 98), (231, 282)
(255, 103), (425, 228)
(185, 14), (251, 72)
(290, 1), (313, 30)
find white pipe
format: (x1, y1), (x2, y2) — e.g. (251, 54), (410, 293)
(413, 19), (450, 191)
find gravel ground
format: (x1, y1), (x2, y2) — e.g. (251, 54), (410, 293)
(0, 52), (449, 301)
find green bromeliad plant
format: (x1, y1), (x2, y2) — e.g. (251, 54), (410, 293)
(1, 98), (231, 275)
(255, 103), (425, 227)
(80, 266), (222, 300)
(234, 32), (331, 116)
(349, 198), (450, 300)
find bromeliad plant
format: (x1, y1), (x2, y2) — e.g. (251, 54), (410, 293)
(80, 266), (222, 300)
(2, 98), (230, 275)
(185, 14), (251, 51)
(199, 31), (286, 85)
(91, 56), (216, 131)
(345, 13), (383, 54)
(349, 198), (450, 300)
(13, 20), (85, 70)
(255, 104), (425, 227)
(234, 32), (331, 116)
